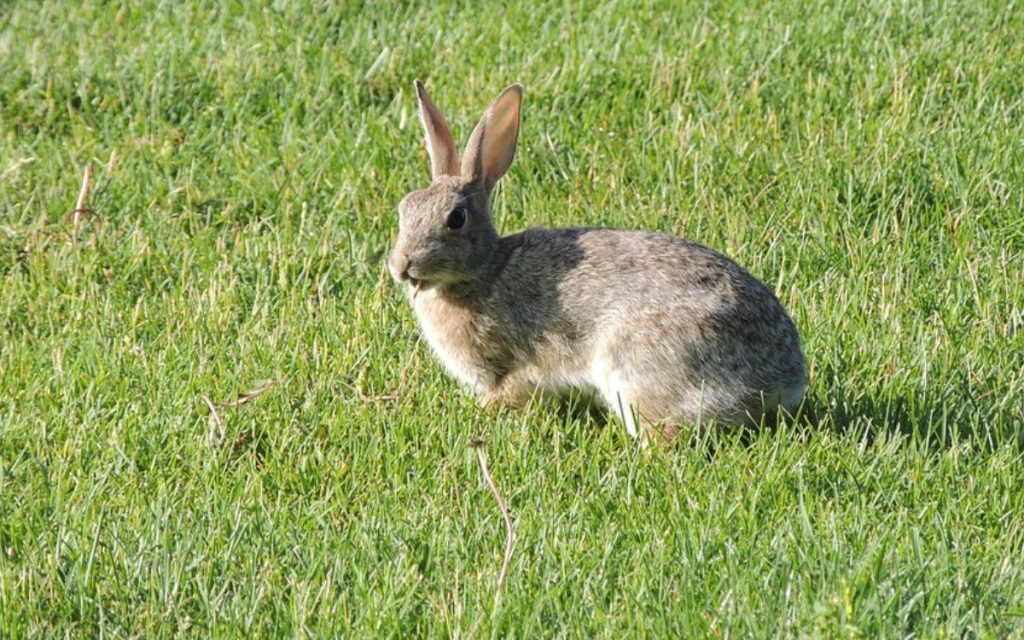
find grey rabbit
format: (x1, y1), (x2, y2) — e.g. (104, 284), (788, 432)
(388, 81), (808, 444)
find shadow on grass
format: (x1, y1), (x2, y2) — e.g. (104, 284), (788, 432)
(539, 384), (1023, 455)
(793, 386), (1024, 453)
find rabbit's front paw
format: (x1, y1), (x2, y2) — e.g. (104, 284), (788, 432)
(480, 385), (529, 412)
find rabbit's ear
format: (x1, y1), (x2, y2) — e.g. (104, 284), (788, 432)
(461, 84), (523, 191)
(415, 80), (459, 179)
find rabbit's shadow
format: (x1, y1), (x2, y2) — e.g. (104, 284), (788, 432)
(545, 384), (1023, 455)
(799, 386), (1022, 451)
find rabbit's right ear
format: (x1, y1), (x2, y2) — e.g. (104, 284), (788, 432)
(414, 80), (459, 180)
(461, 84), (523, 192)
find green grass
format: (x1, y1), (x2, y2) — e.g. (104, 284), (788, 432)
(2, 0), (1023, 636)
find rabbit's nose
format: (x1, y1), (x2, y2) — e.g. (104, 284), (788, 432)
(388, 253), (412, 282)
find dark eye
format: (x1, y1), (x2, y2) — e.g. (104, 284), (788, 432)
(446, 207), (467, 230)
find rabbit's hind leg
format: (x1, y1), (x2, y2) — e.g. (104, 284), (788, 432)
(592, 367), (642, 439)
(597, 378), (682, 447)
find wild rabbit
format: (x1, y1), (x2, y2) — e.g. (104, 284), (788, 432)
(388, 81), (807, 444)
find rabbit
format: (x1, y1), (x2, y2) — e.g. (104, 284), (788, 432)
(387, 81), (808, 444)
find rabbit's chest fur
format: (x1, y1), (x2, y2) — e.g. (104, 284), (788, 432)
(410, 277), (588, 397)
(411, 288), (496, 393)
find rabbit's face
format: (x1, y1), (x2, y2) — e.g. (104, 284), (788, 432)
(388, 176), (498, 289)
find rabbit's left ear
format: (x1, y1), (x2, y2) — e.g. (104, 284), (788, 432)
(461, 84), (523, 191)
(415, 80), (459, 180)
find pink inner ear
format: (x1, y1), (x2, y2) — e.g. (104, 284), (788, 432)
(481, 96), (521, 186)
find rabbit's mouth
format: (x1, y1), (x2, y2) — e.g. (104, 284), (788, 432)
(405, 266), (458, 290)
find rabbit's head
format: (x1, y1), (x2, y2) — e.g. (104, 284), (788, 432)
(388, 82), (523, 289)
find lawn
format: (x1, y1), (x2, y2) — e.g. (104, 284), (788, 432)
(1, 0), (1023, 636)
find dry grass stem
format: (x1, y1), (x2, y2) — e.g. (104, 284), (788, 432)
(63, 164), (104, 238)
(202, 395), (225, 446)
(73, 165), (93, 236)
(469, 437), (515, 601)
(214, 379), (278, 408)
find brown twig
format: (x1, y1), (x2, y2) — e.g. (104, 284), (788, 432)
(202, 380), (279, 448)
(469, 437), (514, 600)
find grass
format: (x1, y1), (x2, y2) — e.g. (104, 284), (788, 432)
(1, 0), (1023, 636)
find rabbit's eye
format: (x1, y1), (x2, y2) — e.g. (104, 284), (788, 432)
(446, 207), (467, 230)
